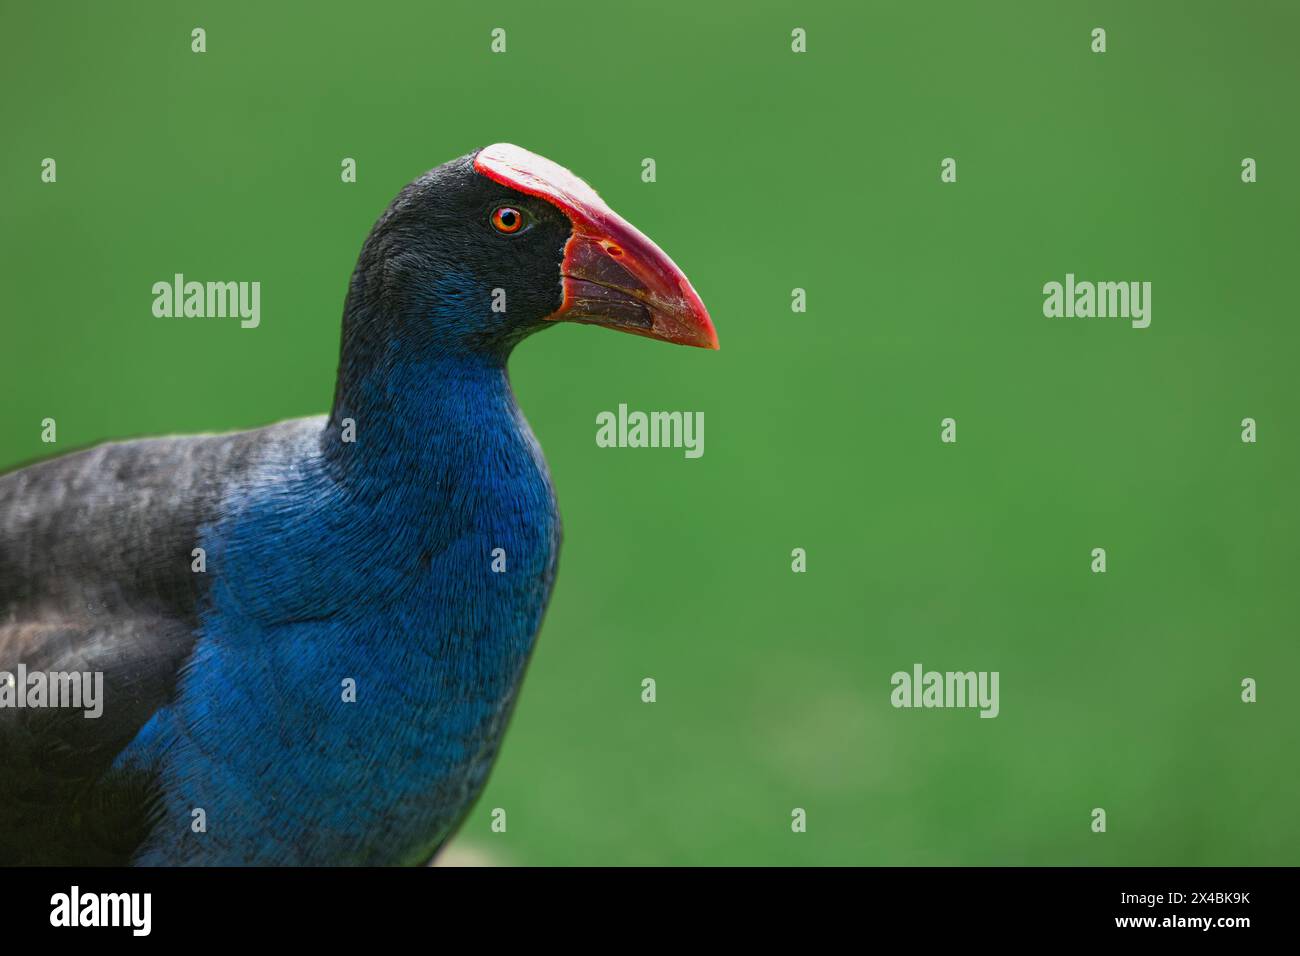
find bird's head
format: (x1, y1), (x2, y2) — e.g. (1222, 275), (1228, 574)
(342, 144), (717, 363)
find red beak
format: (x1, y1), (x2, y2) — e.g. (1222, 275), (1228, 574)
(474, 144), (718, 349)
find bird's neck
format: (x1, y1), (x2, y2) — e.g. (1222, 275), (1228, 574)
(307, 338), (558, 621)
(322, 343), (522, 483)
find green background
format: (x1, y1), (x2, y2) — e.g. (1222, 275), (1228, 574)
(2, 1), (1296, 865)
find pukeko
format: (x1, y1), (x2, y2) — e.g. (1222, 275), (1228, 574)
(0, 144), (715, 865)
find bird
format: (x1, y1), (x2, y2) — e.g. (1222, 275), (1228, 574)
(0, 144), (716, 865)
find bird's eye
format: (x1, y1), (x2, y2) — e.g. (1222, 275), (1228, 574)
(491, 206), (525, 234)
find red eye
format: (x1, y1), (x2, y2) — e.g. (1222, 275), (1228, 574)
(491, 206), (524, 234)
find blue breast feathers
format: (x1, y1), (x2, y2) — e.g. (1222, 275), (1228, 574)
(116, 353), (560, 865)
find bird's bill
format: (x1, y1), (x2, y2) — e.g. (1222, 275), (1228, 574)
(474, 143), (718, 349)
(556, 228), (718, 349)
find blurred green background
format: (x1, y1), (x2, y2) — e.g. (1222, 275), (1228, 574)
(2, 0), (1297, 865)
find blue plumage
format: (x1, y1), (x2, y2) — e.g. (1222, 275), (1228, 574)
(0, 144), (713, 865)
(122, 355), (559, 864)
